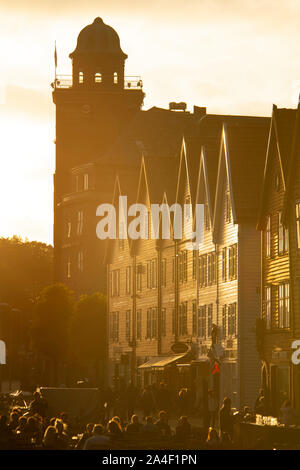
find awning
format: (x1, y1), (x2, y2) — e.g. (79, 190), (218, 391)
(138, 354), (187, 370)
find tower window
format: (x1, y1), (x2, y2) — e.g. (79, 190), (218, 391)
(114, 72), (118, 84)
(83, 173), (89, 190)
(95, 72), (102, 83)
(79, 72), (84, 84)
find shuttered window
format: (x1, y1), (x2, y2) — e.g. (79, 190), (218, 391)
(278, 283), (290, 328)
(265, 286), (272, 329)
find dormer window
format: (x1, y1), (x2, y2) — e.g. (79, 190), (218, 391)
(95, 72), (102, 83)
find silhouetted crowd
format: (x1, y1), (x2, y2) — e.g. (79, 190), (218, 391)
(0, 384), (297, 450)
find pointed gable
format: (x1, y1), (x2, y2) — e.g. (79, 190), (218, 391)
(213, 121), (269, 239)
(257, 105), (297, 228)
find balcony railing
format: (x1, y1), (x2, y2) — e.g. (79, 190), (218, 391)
(52, 75), (143, 90)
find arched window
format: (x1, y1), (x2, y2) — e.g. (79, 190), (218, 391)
(114, 72), (118, 84)
(79, 72), (84, 84)
(95, 72), (102, 83)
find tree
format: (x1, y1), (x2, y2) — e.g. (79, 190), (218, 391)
(0, 236), (53, 311)
(31, 283), (74, 385)
(70, 293), (107, 386)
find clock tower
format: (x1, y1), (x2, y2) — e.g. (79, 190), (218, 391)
(52, 18), (144, 294)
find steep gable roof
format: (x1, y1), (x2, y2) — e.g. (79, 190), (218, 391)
(257, 105), (296, 228)
(213, 122), (269, 240)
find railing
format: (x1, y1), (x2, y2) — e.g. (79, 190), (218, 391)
(51, 75), (143, 90)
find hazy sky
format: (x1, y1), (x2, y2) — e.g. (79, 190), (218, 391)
(1, 0), (300, 244)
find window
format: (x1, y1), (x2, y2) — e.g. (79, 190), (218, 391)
(110, 269), (120, 297)
(185, 196), (192, 219)
(114, 72), (118, 84)
(95, 72), (102, 83)
(172, 257), (175, 283)
(75, 175), (80, 192)
(222, 305), (227, 339)
(137, 310), (142, 340)
(266, 215), (271, 257)
(126, 310), (131, 341)
(161, 259), (167, 287)
(79, 72), (84, 84)
(67, 221), (71, 239)
(225, 191), (231, 223)
(126, 266), (131, 294)
(198, 306), (206, 338)
(147, 259), (157, 289)
(67, 257), (71, 279)
(228, 244), (237, 280)
(78, 251), (83, 272)
(192, 251), (197, 280)
(192, 301), (197, 335)
(172, 308), (176, 335)
(222, 248), (227, 281)
(136, 264), (142, 292)
(278, 212), (288, 254)
(265, 286), (272, 329)
(83, 173), (89, 190)
(199, 254), (207, 287)
(146, 310), (151, 339)
(179, 250), (188, 283)
(146, 308), (157, 339)
(151, 308), (157, 338)
(207, 304), (213, 337)
(278, 282), (290, 328)
(228, 303), (237, 336)
(204, 202), (210, 230)
(208, 252), (216, 285)
(296, 202), (300, 249)
(109, 312), (119, 342)
(179, 302), (188, 336)
(161, 308), (166, 336)
(77, 211), (83, 236)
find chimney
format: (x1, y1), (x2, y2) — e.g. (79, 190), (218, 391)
(193, 106), (206, 117)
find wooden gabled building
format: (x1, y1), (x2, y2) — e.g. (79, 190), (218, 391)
(106, 110), (271, 412)
(257, 105), (297, 414)
(212, 120), (269, 409)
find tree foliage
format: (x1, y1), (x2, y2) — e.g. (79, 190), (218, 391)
(0, 236), (53, 311)
(31, 283), (74, 362)
(70, 293), (107, 365)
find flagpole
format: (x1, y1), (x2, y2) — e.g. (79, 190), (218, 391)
(54, 41), (57, 85)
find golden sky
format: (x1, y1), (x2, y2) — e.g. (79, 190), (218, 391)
(1, 0), (300, 244)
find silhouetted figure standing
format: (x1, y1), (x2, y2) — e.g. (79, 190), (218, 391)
(219, 397), (234, 441)
(125, 382), (138, 420)
(140, 386), (156, 418)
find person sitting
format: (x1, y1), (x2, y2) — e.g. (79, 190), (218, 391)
(0, 414), (16, 449)
(125, 414), (142, 434)
(42, 426), (59, 450)
(83, 424), (110, 450)
(23, 416), (42, 446)
(9, 412), (19, 431)
(155, 411), (171, 438)
(107, 417), (123, 440)
(75, 423), (94, 450)
(142, 416), (158, 436)
(29, 391), (47, 418)
(206, 427), (220, 448)
(175, 416), (191, 441)
(55, 418), (69, 449)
